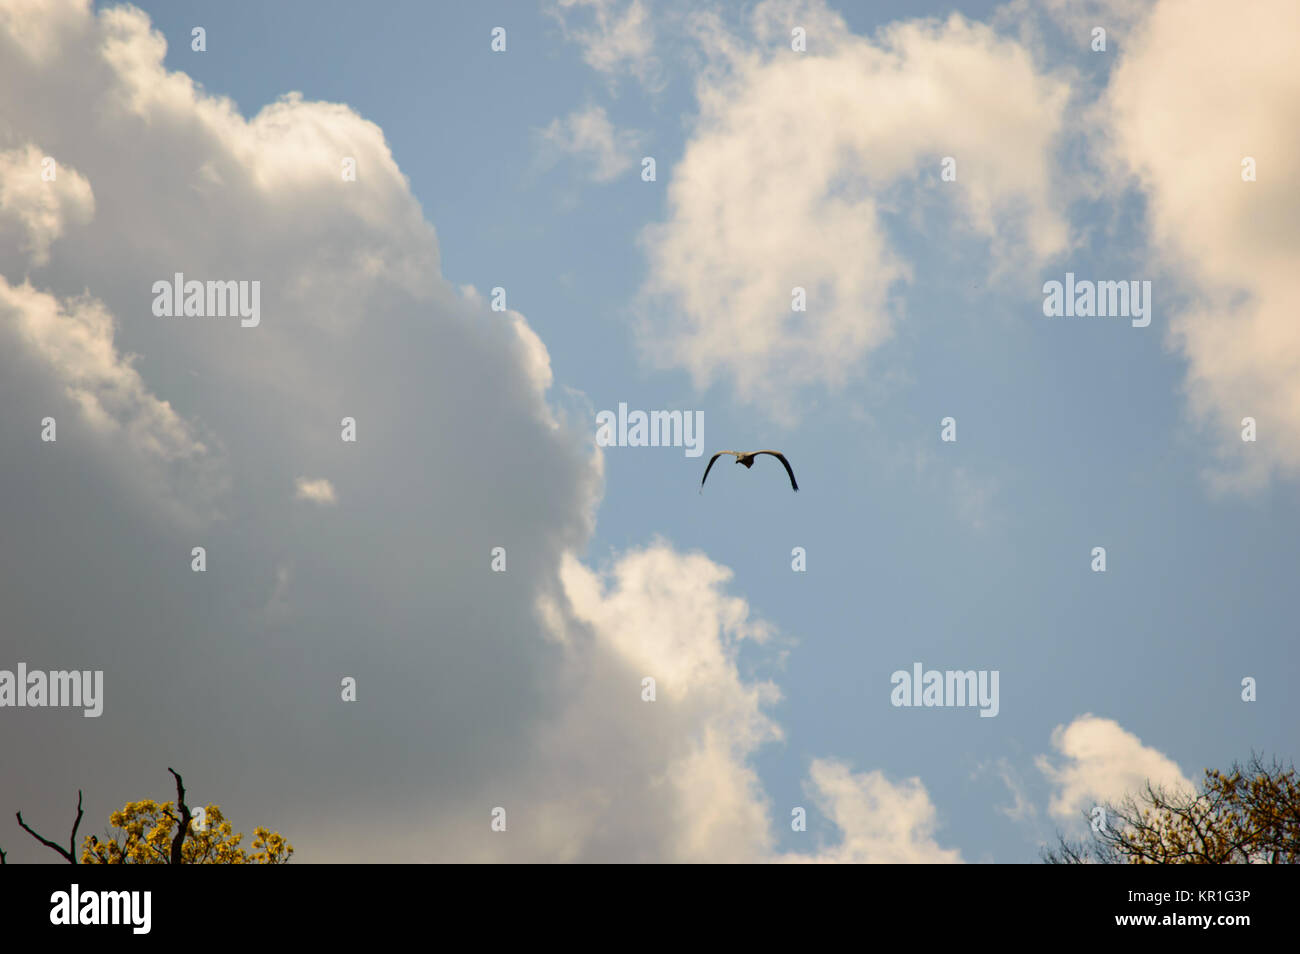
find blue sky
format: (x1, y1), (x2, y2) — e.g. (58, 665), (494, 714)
(0, 0), (1294, 862)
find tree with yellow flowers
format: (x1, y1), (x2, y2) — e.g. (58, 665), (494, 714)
(1043, 753), (1300, 863)
(4, 767), (292, 864)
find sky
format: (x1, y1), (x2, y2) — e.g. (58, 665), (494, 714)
(0, 0), (1295, 863)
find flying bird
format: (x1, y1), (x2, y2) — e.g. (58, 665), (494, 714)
(700, 450), (798, 493)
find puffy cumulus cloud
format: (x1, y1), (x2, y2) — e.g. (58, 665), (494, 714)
(0, 0), (82, 64)
(0, 0), (598, 862)
(465, 543), (783, 862)
(0, 144), (94, 267)
(457, 283), (562, 430)
(784, 759), (963, 864)
(639, 0), (1071, 420)
(1100, 0), (1300, 489)
(1036, 715), (1194, 825)
(537, 105), (644, 183)
(416, 542), (961, 863)
(0, 0), (955, 865)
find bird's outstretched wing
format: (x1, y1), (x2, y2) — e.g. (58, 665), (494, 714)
(754, 451), (798, 492)
(700, 451), (739, 492)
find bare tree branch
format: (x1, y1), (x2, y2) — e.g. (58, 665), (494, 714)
(1041, 753), (1300, 863)
(15, 790), (83, 864)
(167, 768), (191, 865)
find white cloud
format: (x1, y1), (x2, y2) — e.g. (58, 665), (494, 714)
(783, 759), (963, 864)
(0, 144), (94, 267)
(1099, 0), (1300, 489)
(639, 1), (1071, 420)
(294, 477), (337, 505)
(0, 0), (82, 65)
(517, 543), (784, 862)
(548, 0), (663, 90)
(1036, 714), (1195, 825)
(421, 541), (962, 863)
(538, 105), (644, 183)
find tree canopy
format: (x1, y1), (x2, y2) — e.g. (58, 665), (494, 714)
(1044, 753), (1300, 864)
(5, 767), (292, 864)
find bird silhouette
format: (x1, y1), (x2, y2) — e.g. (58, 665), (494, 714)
(700, 450), (798, 492)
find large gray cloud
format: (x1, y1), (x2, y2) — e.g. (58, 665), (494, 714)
(0, 0), (600, 861)
(0, 0), (966, 862)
